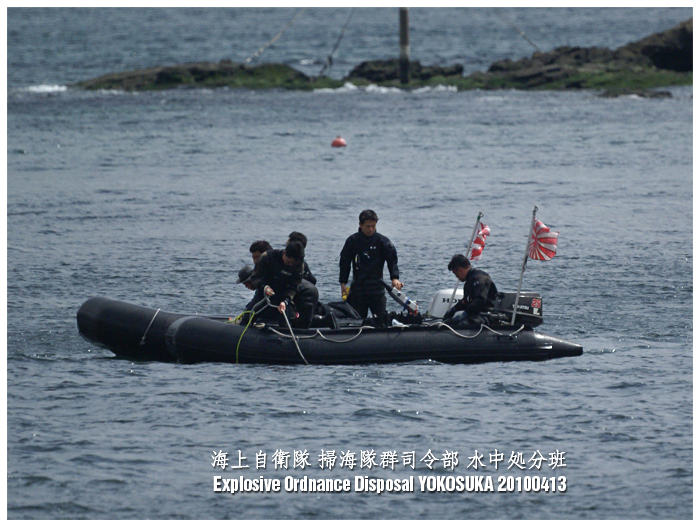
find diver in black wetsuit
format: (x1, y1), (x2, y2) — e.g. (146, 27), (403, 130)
(248, 241), (318, 328)
(236, 240), (272, 322)
(249, 240), (272, 265)
(339, 209), (404, 322)
(287, 231), (317, 285)
(443, 253), (498, 328)
(235, 264), (261, 312)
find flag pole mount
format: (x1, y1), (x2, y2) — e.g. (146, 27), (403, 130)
(511, 206), (538, 326)
(449, 211), (484, 307)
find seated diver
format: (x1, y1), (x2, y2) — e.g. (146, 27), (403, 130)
(235, 264), (267, 324)
(443, 253), (498, 329)
(248, 241), (318, 328)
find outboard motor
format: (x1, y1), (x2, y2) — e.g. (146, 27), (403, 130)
(425, 289), (463, 319)
(492, 292), (543, 327)
(425, 289), (544, 327)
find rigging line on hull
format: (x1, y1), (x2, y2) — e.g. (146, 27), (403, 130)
(426, 321), (526, 338)
(282, 310), (309, 365)
(317, 7), (356, 78)
(252, 294), (309, 364)
(268, 322), (526, 343)
(268, 325), (377, 343)
(244, 8), (308, 64)
(234, 298), (275, 363)
(493, 9), (541, 53)
(140, 308), (161, 345)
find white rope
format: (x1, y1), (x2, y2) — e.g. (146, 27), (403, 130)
(245, 8), (308, 64)
(316, 328), (374, 343)
(140, 308), (161, 346)
(428, 321), (527, 339)
(281, 309), (309, 365)
(267, 325), (377, 344)
(317, 8), (355, 77)
(493, 9), (541, 52)
(264, 310), (526, 343)
(252, 296), (528, 349)
(268, 327), (318, 339)
(433, 322), (486, 339)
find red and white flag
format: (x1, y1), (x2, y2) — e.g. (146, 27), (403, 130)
(528, 219), (558, 260)
(469, 222), (490, 261)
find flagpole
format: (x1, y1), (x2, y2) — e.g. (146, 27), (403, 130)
(511, 206), (538, 326)
(449, 211), (483, 307)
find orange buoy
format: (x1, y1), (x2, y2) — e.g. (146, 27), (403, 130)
(331, 136), (347, 147)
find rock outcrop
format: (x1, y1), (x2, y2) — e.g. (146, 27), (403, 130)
(71, 18), (692, 92)
(619, 17), (692, 71)
(344, 18), (692, 91)
(72, 60), (314, 91)
(468, 18), (693, 90)
(347, 59), (463, 83)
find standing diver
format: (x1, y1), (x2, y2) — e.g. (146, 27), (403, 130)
(339, 209), (403, 323)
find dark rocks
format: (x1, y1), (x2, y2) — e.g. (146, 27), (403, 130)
(619, 18), (692, 71)
(488, 46), (625, 73)
(72, 60), (314, 91)
(151, 61), (310, 87)
(347, 59), (463, 83)
(71, 18), (691, 92)
(473, 18), (692, 90)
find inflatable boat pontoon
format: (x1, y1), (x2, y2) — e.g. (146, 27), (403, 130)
(77, 294), (583, 365)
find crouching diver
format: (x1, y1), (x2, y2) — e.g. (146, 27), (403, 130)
(248, 241), (319, 328)
(443, 254), (498, 328)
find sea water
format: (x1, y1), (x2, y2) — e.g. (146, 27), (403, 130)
(7, 7), (693, 519)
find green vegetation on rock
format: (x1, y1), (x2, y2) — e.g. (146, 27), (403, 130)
(71, 18), (692, 94)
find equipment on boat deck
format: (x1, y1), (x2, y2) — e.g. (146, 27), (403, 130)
(77, 292), (581, 366)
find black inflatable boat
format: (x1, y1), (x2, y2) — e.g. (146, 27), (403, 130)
(77, 296), (583, 365)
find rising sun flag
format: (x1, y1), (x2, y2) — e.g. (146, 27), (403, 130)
(510, 206), (560, 326)
(448, 212), (489, 306)
(469, 222), (490, 261)
(528, 219), (559, 261)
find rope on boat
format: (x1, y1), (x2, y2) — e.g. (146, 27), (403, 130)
(235, 296), (310, 364)
(235, 311), (256, 364)
(233, 300), (528, 357)
(268, 325), (377, 344)
(490, 324), (526, 336)
(316, 326), (376, 343)
(245, 8), (308, 64)
(282, 309), (309, 365)
(267, 320), (527, 343)
(234, 299), (273, 363)
(433, 322), (487, 339)
(140, 308), (161, 346)
(425, 319), (526, 339)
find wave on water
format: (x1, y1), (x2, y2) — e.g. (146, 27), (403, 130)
(313, 82), (360, 94)
(314, 82), (457, 94)
(412, 85), (458, 93)
(24, 85), (67, 93)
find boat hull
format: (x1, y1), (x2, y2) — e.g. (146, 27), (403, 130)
(77, 297), (583, 365)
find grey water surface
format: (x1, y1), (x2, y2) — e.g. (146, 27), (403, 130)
(7, 7), (692, 519)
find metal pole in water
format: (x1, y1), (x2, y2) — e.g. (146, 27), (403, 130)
(399, 7), (410, 84)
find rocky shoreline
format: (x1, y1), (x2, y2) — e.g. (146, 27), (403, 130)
(72, 18), (692, 94)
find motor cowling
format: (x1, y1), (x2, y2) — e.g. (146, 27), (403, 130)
(425, 289), (544, 327)
(492, 292), (543, 327)
(425, 289), (463, 319)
